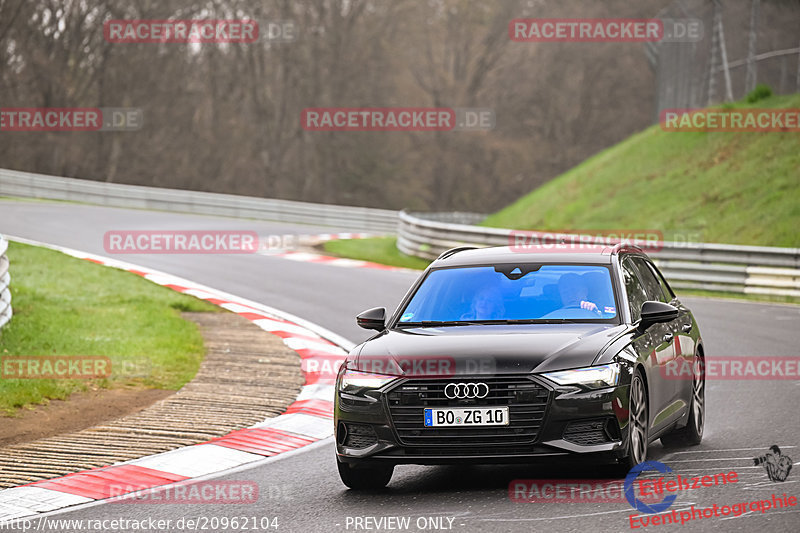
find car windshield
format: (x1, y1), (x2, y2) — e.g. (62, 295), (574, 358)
(397, 264), (618, 324)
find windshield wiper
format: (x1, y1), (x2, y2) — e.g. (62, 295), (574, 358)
(397, 320), (479, 327)
(502, 318), (584, 324)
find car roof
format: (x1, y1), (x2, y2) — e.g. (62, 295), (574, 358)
(431, 244), (646, 267)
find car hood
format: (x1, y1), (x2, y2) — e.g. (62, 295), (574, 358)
(353, 324), (629, 376)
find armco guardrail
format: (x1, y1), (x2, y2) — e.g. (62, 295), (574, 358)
(0, 168), (398, 233)
(0, 234), (11, 332)
(398, 211), (800, 298)
(2, 168), (798, 298)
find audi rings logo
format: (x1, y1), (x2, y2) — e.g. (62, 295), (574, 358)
(444, 382), (490, 399)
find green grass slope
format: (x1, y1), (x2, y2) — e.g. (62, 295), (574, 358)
(0, 242), (218, 415)
(482, 93), (800, 247)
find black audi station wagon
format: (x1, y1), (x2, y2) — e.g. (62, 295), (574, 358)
(335, 245), (705, 489)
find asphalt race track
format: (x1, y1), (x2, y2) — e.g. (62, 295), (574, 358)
(1, 200), (798, 533)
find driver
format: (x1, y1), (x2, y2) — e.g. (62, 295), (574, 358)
(557, 273), (599, 313)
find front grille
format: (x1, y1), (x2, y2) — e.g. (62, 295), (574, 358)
(563, 419), (614, 445)
(343, 423), (378, 449)
(386, 376), (550, 449)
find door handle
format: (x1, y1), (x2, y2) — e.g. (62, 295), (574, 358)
(663, 333), (674, 343)
(681, 323), (692, 333)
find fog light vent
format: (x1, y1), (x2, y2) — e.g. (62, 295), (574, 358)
(564, 419), (613, 445)
(343, 423), (378, 449)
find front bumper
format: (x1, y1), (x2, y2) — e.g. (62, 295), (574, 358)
(334, 372), (633, 466)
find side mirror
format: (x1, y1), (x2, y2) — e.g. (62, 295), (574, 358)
(639, 301), (679, 329)
(356, 307), (386, 331)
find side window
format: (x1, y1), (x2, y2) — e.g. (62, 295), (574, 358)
(648, 261), (676, 302)
(632, 257), (669, 303)
(621, 258), (648, 322)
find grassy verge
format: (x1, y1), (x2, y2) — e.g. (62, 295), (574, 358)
(0, 197), (60, 203)
(674, 289), (799, 306)
(323, 237), (431, 270)
(482, 93), (800, 247)
(0, 241), (219, 416)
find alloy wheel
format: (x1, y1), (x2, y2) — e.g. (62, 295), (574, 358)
(629, 374), (648, 465)
(692, 355), (705, 437)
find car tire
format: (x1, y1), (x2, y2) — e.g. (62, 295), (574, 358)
(620, 369), (649, 473)
(661, 353), (704, 447)
(337, 459), (394, 490)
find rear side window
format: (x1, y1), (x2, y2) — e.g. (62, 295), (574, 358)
(631, 257), (670, 303)
(647, 261), (676, 302)
(621, 258), (648, 322)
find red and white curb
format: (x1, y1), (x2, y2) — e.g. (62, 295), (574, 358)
(0, 236), (353, 523)
(256, 231), (378, 252)
(262, 251), (414, 272)
(258, 231), (418, 272)
(298, 232), (375, 243)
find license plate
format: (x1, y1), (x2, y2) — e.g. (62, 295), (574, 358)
(424, 407), (509, 427)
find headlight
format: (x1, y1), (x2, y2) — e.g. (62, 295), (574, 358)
(337, 366), (397, 395)
(541, 363), (620, 389)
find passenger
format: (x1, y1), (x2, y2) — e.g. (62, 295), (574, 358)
(462, 286), (505, 320)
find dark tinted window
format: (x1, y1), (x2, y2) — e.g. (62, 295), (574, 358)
(632, 257), (669, 303)
(621, 258), (648, 322)
(648, 261), (676, 302)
